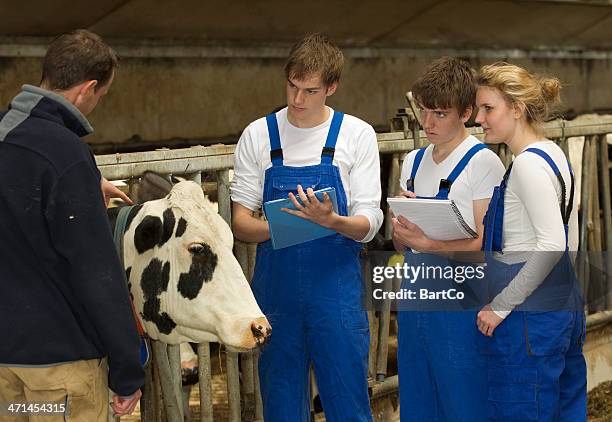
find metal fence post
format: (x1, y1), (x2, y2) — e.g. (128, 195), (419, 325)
(198, 342), (214, 422)
(598, 136), (612, 309)
(168, 344), (185, 420)
(151, 341), (182, 422)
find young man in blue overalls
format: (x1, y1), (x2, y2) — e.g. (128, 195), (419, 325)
(392, 57), (505, 421)
(231, 33), (383, 421)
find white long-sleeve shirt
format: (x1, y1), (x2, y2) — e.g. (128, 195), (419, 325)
(231, 106), (383, 243)
(491, 140), (579, 318)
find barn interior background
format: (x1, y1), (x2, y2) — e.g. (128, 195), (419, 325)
(1, 0), (611, 421)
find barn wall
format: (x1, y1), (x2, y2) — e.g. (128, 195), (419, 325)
(1, 54), (611, 146)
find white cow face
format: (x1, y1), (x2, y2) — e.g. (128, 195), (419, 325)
(121, 181), (270, 350)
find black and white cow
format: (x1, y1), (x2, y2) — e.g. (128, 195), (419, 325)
(108, 180), (271, 350)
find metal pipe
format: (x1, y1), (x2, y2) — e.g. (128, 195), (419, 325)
(96, 144), (236, 166)
(99, 155), (235, 180)
(589, 138), (605, 312)
(254, 351), (263, 421)
(384, 154), (400, 240)
(598, 135), (612, 310)
(240, 353), (256, 421)
(590, 137), (603, 252)
(236, 236), (255, 421)
(187, 171), (203, 185)
(217, 169), (231, 225)
(579, 136), (593, 304)
(226, 351), (242, 422)
(96, 119), (612, 181)
(152, 348), (165, 421)
(370, 375), (399, 400)
(197, 342), (214, 422)
(375, 275), (392, 381)
(141, 353), (155, 422)
(235, 241), (249, 278)
(247, 243), (257, 281)
(364, 255), (378, 379)
(151, 341), (182, 422)
(167, 344), (185, 420)
(586, 310), (612, 332)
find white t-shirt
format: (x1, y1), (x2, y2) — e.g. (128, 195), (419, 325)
(399, 135), (505, 232)
(231, 106), (383, 243)
(491, 140), (579, 317)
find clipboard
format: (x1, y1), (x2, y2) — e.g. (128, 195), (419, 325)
(387, 197), (477, 241)
(263, 187), (339, 250)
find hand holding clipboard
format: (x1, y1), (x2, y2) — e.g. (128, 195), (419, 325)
(263, 186), (339, 250)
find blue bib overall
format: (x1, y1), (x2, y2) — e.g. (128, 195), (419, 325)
(251, 111), (372, 422)
(479, 148), (586, 421)
(397, 144), (488, 422)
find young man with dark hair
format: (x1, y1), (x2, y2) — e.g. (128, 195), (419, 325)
(0, 29), (143, 420)
(231, 33), (382, 421)
(392, 57), (505, 421)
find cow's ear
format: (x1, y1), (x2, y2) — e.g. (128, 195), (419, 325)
(134, 215), (163, 254)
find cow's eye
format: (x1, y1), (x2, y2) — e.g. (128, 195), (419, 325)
(188, 243), (206, 254)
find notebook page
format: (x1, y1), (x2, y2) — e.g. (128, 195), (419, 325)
(387, 197), (476, 241)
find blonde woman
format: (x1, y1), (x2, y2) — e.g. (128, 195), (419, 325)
(475, 62), (586, 421)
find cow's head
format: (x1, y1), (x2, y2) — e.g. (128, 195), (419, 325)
(111, 180), (270, 350)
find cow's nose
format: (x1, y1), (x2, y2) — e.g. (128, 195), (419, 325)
(251, 317), (272, 346)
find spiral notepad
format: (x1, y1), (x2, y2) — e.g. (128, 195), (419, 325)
(387, 197), (477, 241)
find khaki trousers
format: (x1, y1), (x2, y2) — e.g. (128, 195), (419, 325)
(0, 358), (109, 422)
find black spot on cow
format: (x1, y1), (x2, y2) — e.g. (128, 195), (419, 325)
(178, 244), (218, 300)
(160, 208), (176, 247)
(175, 217), (187, 237)
(142, 298), (176, 335)
(134, 216), (163, 254)
(140, 259), (175, 334)
(133, 208), (176, 254)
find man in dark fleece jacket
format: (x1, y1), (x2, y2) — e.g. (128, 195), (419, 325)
(0, 30), (144, 420)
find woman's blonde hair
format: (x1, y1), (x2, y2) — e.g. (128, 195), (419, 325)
(477, 62), (561, 125)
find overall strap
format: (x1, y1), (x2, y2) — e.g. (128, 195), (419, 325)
(405, 147), (427, 192)
(321, 111), (344, 165)
(436, 143), (487, 199)
(525, 147), (574, 246)
(482, 162), (513, 252)
(265, 113), (283, 166)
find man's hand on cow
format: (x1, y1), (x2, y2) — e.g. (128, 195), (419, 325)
(101, 177), (134, 207)
(111, 389), (142, 417)
(391, 215), (432, 252)
(282, 184), (338, 228)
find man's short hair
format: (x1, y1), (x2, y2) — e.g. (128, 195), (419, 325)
(412, 57), (476, 114)
(41, 29), (118, 92)
(284, 33), (344, 87)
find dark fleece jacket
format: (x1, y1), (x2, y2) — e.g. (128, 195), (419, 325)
(0, 85), (144, 397)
